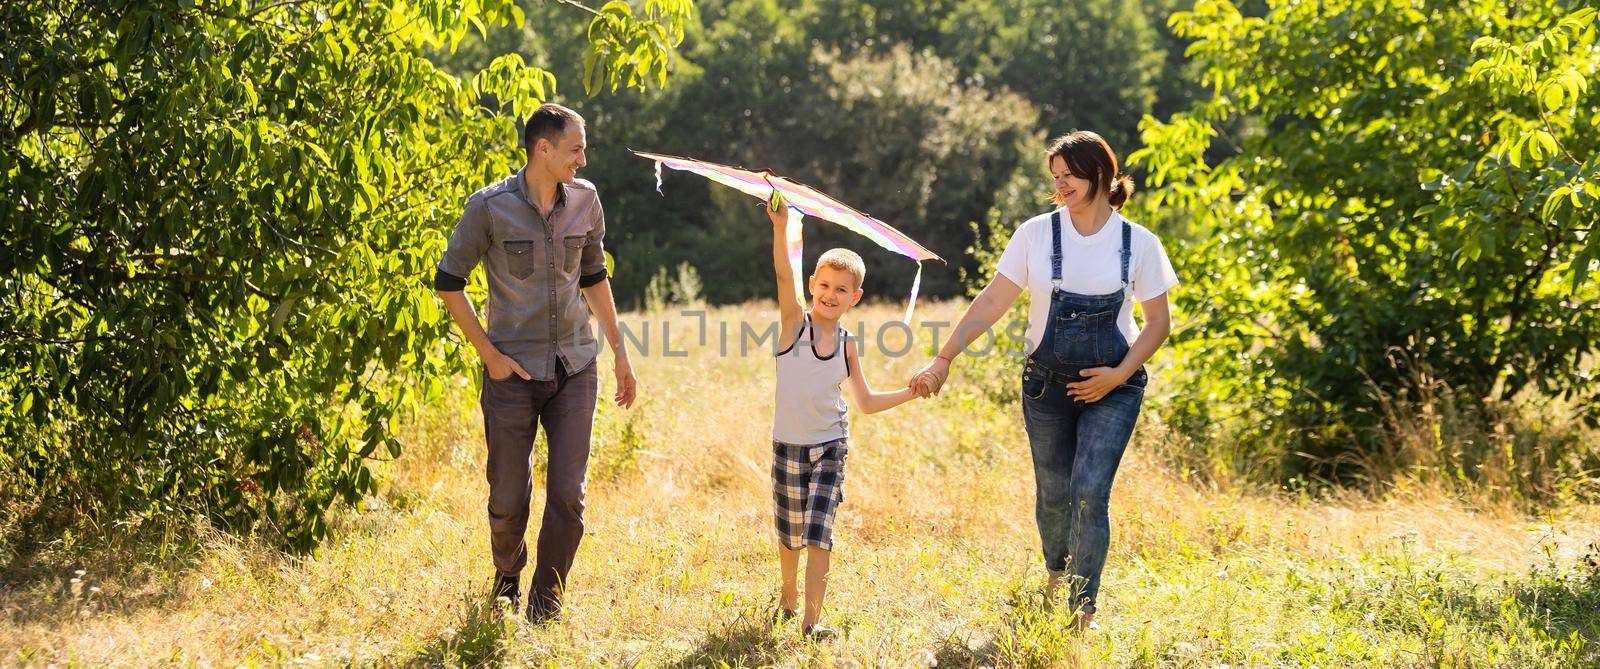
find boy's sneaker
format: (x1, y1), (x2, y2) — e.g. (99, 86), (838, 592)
(773, 607), (797, 625)
(802, 624), (838, 641)
(491, 573), (520, 611)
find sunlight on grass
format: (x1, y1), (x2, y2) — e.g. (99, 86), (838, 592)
(3, 302), (1598, 667)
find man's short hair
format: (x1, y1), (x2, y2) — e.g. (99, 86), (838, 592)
(815, 248), (866, 289)
(524, 103), (584, 155)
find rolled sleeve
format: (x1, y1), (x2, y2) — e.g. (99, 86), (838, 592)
(433, 268), (468, 292)
(579, 268), (608, 288)
(579, 198), (607, 278)
(438, 196), (491, 280)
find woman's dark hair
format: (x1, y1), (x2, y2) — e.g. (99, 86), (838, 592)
(524, 103), (584, 156)
(1047, 131), (1134, 209)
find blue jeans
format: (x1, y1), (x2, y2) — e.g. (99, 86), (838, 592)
(1021, 368), (1144, 613)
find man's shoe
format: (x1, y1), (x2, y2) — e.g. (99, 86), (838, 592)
(526, 591), (562, 625)
(491, 573), (521, 611)
(773, 607), (798, 625)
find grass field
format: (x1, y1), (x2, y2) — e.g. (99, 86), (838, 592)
(4, 302), (1598, 667)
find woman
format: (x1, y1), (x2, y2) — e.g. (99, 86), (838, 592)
(911, 131), (1177, 628)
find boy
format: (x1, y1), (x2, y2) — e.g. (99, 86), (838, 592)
(765, 193), (919, 639)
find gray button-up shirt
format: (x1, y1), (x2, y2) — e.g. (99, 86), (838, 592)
(438, 168), (608, 381)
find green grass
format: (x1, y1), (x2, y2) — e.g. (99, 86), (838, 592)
(2, 302), (1598, 667)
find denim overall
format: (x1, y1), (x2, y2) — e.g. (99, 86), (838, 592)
(1020, 211), (1147, 614)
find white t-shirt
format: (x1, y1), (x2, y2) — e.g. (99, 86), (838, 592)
(996, 209), (1178, 354)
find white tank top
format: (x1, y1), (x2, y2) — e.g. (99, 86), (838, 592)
(772, 313), (851, 445)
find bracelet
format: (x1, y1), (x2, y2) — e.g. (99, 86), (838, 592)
(935, 354), (955, 365)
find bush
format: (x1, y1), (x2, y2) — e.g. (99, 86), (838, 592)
(1127, 0), (1600, 498)
(0, 0), (688, 549)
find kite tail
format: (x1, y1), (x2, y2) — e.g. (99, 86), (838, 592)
(786, 207), (805, 303)
(903, 260), (923, 325)
(653, 161), (664, 196)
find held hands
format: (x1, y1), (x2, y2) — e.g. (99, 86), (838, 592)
(1065, 366), (1130, 404)
(905, 359), (1129, 402)
(909, 357), (951, 398)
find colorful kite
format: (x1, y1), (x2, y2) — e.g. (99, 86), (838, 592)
(632, 150), (944, 323)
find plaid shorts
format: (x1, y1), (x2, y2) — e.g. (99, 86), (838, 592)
(772, 438), (849, 551)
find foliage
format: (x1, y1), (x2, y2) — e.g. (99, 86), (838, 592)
(567, 7), (1046, 304)
(794, 0), (1171, 150)
(930, 0), (1165, 152)
(434, 0), (1195, 308)
(0, 0), (687, 549)
(643, 261), (705, 312)
(1128, 0), (1600, 487)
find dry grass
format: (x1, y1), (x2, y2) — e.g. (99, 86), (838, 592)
(3, 302), (1598, 667)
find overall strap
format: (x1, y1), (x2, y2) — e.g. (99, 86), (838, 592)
(1050, 211), (1063, 290)
(1120, 219), (1132, 291)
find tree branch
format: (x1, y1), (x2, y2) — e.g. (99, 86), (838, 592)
(0, 328), (135, 345)
(247, 0), (315, 19)
(553, 0), (604, 19)
(1536, 104), (1582, 166)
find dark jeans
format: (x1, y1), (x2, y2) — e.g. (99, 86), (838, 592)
(482, 361), (598, 609)
(1021, 371), (1144, 613)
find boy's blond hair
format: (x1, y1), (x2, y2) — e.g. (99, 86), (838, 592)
(815, 248), (866, 289)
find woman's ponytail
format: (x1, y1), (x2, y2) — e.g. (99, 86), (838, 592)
(1108, 173), (1135, 209)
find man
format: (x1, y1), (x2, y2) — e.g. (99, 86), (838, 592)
(434, 103), (636, 623)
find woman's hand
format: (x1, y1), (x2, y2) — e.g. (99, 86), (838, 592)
(910, 357), (951, 398)
(1065, 366), (1129, 403)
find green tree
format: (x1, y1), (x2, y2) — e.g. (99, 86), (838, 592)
(0, 0), (689, 548)
(472, 0), (1045, 305)
(428, 0), (1203, 307)
(1129, 0), (1600, 486)
(932, 0), (1166, 151)
(796, 0), (1169, 151)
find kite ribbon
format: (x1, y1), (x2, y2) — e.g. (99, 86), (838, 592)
(904, 261), (922, 325)
(785, 206), (804, 303)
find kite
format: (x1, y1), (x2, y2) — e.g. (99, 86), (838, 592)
(632, 150), (944, 323)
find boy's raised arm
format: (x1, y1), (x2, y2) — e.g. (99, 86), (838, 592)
(769, 197), (805, 333)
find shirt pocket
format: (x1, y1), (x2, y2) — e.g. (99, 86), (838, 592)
(503, 239), (537, 280)
(561, 235), (586, 275)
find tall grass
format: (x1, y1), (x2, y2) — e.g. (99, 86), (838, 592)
(2, 302), (1598, 667)
(1143, 339), (1600, 509)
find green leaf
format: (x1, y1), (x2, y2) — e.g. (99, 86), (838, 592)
(1544, 186), (1572, 220)
(1534, 131), (1560, 163)
(1540, 81), (1565, 111)
(583, 49), (601, 96)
